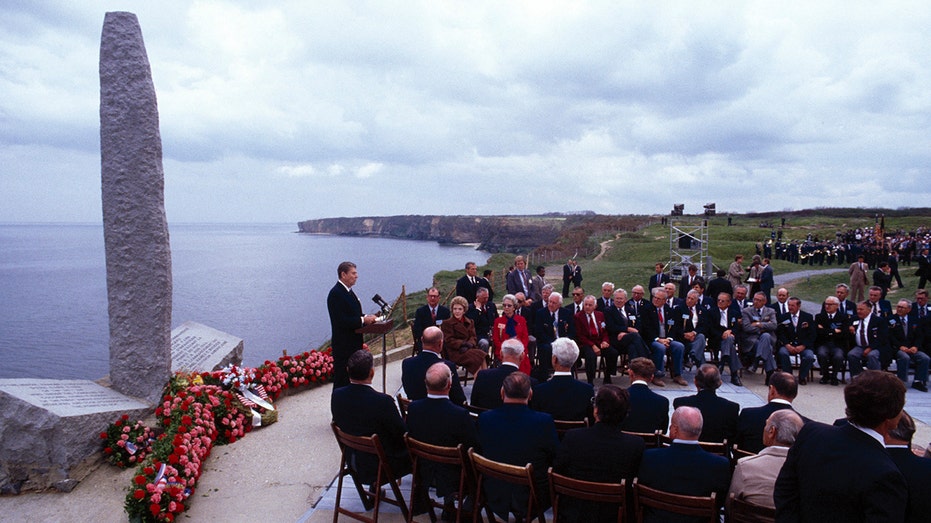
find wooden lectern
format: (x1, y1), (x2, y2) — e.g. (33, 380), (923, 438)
(357, 320), (394, 393)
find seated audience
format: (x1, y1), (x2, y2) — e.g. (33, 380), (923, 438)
(814, 295), (849, 386)
(493, 294), (532, 374)
(884, 410), (931, 523)
(889, 299), (930, 392)
(401, 326), (466, 405)
(412, 287), (450, 353)
(466, 287), (497, 352)
(775, 297), (816, 385)
(532, 290), (575, 381)
(470, 338), (535, 409)
(640, 287), (687, 386)
(735, 371), (802, 454)
(574, 294), (617, 385)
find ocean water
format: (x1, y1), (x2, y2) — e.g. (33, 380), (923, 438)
(0, 223), (486, 380)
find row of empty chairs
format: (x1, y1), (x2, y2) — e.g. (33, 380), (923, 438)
(331, 422), (775, 522)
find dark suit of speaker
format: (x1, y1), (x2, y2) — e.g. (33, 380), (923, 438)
(774, 422), (907, 522)
(327, 282), (365, 389)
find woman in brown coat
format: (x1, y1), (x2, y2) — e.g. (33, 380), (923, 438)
(441, 296), (488, 375)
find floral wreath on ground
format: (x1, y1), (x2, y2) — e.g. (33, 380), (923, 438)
(98, 347), (335, 523)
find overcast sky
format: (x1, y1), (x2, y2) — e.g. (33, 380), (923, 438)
(1, 1), (929, 224)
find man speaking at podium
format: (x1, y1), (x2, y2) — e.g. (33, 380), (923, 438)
(328, 261), (378, 389)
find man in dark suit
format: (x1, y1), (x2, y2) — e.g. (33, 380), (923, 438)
(775, 371), (908, 522)
(596, 281), (615, 312)
(575, 295), (616, 385)
(768, 287), (790, 317)
(866, 286), (893, 320)
(506, 255), (533, 299)
(732, 285), (751, 311)
(454, 261), (480, 304)
(873, 262), (893, 300)
(532, 291), (575, 381)
(775, 297), (817, 385)
(604, 288), (652, 362)
(412, 287), (450, 354)
(759, 258), (774, 304)
(466, 287), (497, 351)
(847, 301), (891, 377)
(670, 289), (708, 369)
(401, 326), (467, 404)
(885, 410), (931, 523)
(640, 287), (687, 386)
(478, 269), (495, 301)
(470, 338), (536, 409)
(624, 285), (649, 327)
(815, 296), (849, 386)
(735, 371), (802, 454)
(562, 258), (582, 296)
(331, 350), (409, 484)
(555, 384), (645, 522)
(704, 269), (733, 301)
(917, 248), (931, 290)
(890, 299), (930, 392)
(663, 282), (684, 310)
(672, 365), (739, 443)
(648, 262), (671, 291)
(621, 357), (669, 434)
(909, 288), (931, 324)
(530, 337), (593, 421)
(678, 264), (701, 300)
(827, 283), (857, 317)
(477, 372), (558, 520)
(706, 292), (743, 385)
(406, 362), (479, 515)
(637, 406), (731, 521)
(327, 261), (378, 389)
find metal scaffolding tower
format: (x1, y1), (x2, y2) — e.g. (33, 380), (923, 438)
(668, 219), (709, 279)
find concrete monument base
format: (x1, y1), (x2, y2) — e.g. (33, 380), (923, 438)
(0, 379), (150, 494)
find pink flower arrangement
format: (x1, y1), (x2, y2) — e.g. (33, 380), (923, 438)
(114, 348), (334, 522)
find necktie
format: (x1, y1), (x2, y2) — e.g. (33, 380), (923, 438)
(792, 315), (798, 327)
(589, 314), (597, 335)
(921, 307), (926, 319)
(781, 303), (786, 315)
(576, 304), (581, 314)
(860, 322), (868, 347)
(658, 308), (666, 337)
(903, 317), (908, 337)
(431, 308), (436, 321)
(720, 309), (728, 328)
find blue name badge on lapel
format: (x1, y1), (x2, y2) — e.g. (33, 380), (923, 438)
(781, 319), (791, 325)
(666, 319), (675, 326)
(681, 314), (690, 320)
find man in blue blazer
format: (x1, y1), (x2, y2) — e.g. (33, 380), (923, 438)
(775, 371), (908, 522)
(331, 350), (409, 484)
(406, 362), (479, 511)
(775, 297), (817, 385)
(401, 326), (467, 405)
(477, 372), (558, 520)
(621, 357), (669, 434)
(327, 261), (378, 389)
(735, 371), (804, 454)
(672, 365), (739, 443)
(847, 301), (891, 377)
(637, 406), (731, 521)
(706, 292), (744, 385)
(530, 337), (593, 421)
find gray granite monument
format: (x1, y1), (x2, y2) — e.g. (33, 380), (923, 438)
(171, 321), (244, 373)
(100, 11), (173, 403)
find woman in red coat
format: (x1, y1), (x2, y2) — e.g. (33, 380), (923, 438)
(493, 293), (531, 374)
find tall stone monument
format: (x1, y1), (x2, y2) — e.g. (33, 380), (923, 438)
(99, 11), (172, 403)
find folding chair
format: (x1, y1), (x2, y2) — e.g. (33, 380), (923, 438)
(632, 478), (718, 523)
(621, 430), (662, 449)
(727, 492), (775, 523)
(404, 436), (472, 523)
(330, 422), (409, 523)
(469, 448), (545, 523)
(548, 468), (627, 522)
(553, 418), (588, 441)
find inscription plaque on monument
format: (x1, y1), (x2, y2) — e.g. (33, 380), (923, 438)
(171, 321), (244, 373)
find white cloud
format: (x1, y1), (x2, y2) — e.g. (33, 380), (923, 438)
(1, 1), (930, 222)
